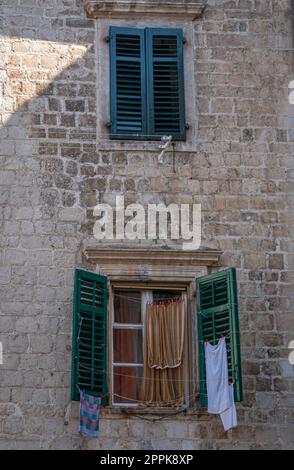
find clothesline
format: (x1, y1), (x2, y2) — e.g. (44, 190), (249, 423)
(77, 336), (234, 349)
(113, 391), (196, 405)
(77, 384), (197, 406)
(77, 361), (235, 385)
(200, 335), (229, 344)
(113, 292), (183, 304)
(121, 407), (189, 423)
(78, 387), (192, 437)
(76, 386), (223, 427)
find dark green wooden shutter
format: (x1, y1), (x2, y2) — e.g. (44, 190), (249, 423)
(110, 27), (146, 140)
(109, 27), (186, 141)
(71, 269), (108, 404)
(146, 28), (186, 141)
(197, 268), (243, 406)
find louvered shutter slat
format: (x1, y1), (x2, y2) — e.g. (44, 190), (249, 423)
(197, 268), (243, 407)
(71, 269), (108, 404)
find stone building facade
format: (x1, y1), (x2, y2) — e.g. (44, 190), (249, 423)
(0, 0), (294, 450)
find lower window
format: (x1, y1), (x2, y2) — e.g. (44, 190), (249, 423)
(112, 287), (188, 408)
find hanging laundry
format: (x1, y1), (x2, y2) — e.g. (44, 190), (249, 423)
(219, 382), (237, 432)
(79, 389), (101, 437)
(204, 337), (237, 431)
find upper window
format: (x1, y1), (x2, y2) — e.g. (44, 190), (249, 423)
(109, 27), (186, 141)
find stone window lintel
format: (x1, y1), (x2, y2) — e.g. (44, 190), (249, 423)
(85, 1), (206, 21)
(83, 247), (222, 281)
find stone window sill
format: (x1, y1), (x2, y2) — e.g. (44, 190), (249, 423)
(101, 405), (210, 420)
(68, 401), (210, 422)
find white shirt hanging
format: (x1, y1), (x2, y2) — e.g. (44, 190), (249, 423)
(204, 337), (237, 431)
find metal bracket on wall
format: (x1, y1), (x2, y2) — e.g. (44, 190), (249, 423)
(172, 142), (176, 174)
(158, 137), (177, 173)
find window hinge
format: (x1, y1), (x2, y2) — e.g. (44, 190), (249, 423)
(104, 36), (110, 43)
(106, 121), (111, 128)
(185, 123), (189, 130)
(182, 37), (187, 44)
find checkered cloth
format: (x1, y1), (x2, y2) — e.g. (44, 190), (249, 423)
(79, 390), (101, 437)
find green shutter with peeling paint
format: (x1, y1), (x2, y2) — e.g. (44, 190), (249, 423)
(197, 268), (243, 407)
(71, 269), (108, 404)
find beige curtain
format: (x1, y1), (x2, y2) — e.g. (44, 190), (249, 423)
(140, 299), (186, 408)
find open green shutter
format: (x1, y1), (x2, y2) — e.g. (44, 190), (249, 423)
(110, 27), (147, 140)
(146, 28), (186, 141)
(71, 269), (108, 404)
(197, 268), (243, 406)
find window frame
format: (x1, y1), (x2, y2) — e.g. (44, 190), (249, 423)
(109, 26), (186, 142)
(112, 288), (145, 407)
(109, 284), (189, 408)
(95, 17), (198, 152)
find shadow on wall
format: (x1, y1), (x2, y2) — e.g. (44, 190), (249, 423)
(1, 42), (183, 247)
(0, 2), (105, 449)
(0, 0), (124, 226)
(1, 19), (103, 239)
(1, 20), (196, 251)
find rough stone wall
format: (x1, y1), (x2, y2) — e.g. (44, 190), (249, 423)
(0, 0), (293, 450)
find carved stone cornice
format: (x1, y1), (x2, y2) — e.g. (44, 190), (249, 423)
(85, 1), (206, 21)
(83, 247), (222, 281)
